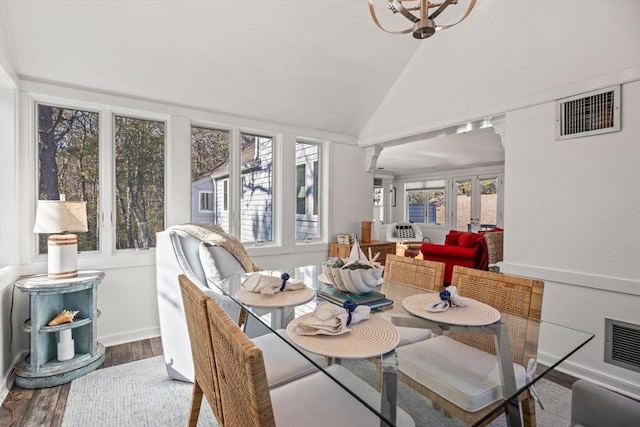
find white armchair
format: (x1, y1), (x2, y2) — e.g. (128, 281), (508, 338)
(385, 222), (424, 242)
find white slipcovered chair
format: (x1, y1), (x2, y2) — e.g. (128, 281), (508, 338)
(385, 222), (424, 242)
(156, 224), (320, 383)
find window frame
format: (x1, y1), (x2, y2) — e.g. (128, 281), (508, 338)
(199, 190), (214, 213)
(112, 112), (167, 251)
(294, 140), (322, 242)
(27, 93), (170, 262)
(405, 179), (448, 228)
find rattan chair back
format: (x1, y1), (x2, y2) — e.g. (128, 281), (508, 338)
(383, 254), (445, 291)
(178, 274), (224, 426)
(206, 296), (276, 427)
(450, 266), (544, 366)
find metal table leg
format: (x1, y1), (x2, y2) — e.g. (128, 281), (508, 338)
(495, 323), (522, 427)
(380, 351), (398, 427)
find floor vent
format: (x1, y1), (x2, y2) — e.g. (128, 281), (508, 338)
(604, 318), (640, 373)
(556, 85), (620, 140)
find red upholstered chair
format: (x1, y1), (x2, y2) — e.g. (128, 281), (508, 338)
(420, 230), (488, 285)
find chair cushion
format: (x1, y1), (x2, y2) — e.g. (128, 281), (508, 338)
(395, 326), (435, 347)
(397, 335), (527, 412)
(270, 364), (415, 427)
(198, 242), (246, 280)
(253, 332), (326, 389)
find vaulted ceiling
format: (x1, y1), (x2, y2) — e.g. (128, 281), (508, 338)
(1, 0), (425, 136)
(1, 0), (506, 173)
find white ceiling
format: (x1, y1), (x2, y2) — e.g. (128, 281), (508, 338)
(376, 127), (504, 175)
(1, 0), (503, 174)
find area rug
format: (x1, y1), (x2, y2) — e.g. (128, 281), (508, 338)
(62, 357), (217, 427)
(62, 356), (571, 427)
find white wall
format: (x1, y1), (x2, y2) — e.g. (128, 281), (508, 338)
(502, 80), (640, 398)
(0, 6), (21, 399)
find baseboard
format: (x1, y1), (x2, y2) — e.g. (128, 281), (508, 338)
(98, 326), (160, 348)
(539, 350), (640, 400)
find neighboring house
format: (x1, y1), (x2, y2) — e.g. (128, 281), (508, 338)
(190, 137), (319, 241)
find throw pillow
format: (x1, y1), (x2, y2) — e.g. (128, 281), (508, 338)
(458, 232), (483, 248)
(445, 230), (465, 246)
(198, 242), (246, 280)
(394, 225), (415, 239)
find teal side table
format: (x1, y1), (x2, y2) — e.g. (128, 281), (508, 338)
(15, 270), (106, 388)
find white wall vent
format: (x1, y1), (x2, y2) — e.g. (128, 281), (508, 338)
(556, 85), (620, 140)
(604, 318), (640, 373)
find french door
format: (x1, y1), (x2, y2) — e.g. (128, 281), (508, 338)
(453, 175), (503, 233)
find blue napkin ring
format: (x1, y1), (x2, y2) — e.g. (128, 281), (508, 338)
(439, 289), (451, 302)
(342, 300), (357, 326)
(280, 273), (290, 292)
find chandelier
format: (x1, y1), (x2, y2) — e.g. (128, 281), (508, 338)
(368, 0), (476, 39)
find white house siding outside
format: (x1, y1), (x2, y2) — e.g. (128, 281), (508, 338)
(190, 138), (320, 242)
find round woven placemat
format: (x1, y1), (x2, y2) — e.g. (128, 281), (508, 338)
(402, 293), (501, 326)
(285, 314), (399, 359)
(235, 287), (316, 308)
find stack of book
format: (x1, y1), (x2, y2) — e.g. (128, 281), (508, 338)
(318, 287), (393, 310)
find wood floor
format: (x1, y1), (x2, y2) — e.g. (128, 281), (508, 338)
(0, 336), (578, 427)
(0, 337), (163, 427)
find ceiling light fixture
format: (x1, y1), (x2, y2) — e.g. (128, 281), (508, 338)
(369, 0), (476, 39)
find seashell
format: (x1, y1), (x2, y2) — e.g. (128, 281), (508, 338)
(48, 310), (80, 326)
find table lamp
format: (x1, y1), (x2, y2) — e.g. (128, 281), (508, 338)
(33, 200), (88, 280)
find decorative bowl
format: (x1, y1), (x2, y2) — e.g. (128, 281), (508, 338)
(321, 264), (384, 294)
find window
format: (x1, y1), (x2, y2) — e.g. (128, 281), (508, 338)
(295, 142), (320, 240)
(114, 115), (165, 249)
(240, 133), (273, 243)
(199, 191), (214, 212)
(407, 180), (446, 225)
(190, 126), (230, 228)
(455, 176), (499, 232)
(36, 103), (100, 254)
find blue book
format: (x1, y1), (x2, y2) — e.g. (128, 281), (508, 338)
(318, 293), (393, 310)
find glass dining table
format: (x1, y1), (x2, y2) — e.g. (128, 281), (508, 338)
(208, 264), (594, 427)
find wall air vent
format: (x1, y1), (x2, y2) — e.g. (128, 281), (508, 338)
(373, 178), (383, 187)
(604, 318), (640, 373)
(556, 85), (620, 140)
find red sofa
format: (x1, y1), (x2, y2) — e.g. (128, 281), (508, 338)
(420, 230), (489, 285)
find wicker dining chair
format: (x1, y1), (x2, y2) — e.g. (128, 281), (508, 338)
(396, 266), (544, 427)
(178, 274), (328, 426)
(383, 254), (446, 292)
(179, 274), (225, 426)
(206, 294), (416, 427)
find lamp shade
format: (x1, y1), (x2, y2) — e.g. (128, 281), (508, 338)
(33, 201), (88, 234)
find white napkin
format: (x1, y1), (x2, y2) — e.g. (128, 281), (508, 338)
(292, 301), (371, 336)
(241, 273), (306, 295)
(426, 286), (467, 312)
